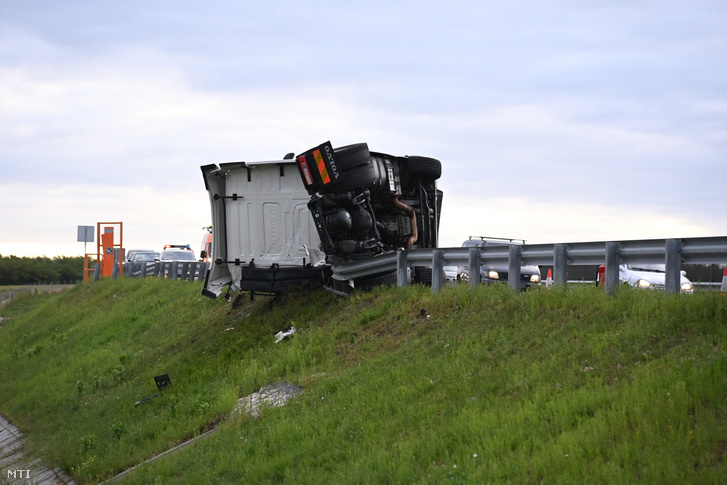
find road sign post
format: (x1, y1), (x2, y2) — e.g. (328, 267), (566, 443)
(77, 225), (95, 282)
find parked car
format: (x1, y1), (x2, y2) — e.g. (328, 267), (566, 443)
(128, 251), (159, 276)
(158, 246), (197, 262)
(598, 264), (694, 293)
(130, 251), (159, 263)
(457, 237), (541, 289)
(443, 265), (458, 283)
(126, 249), (156, 263)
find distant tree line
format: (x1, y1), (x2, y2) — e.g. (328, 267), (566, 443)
(0, 255), (87, 285)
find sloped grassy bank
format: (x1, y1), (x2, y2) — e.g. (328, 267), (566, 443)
(0, 278), (726, 483)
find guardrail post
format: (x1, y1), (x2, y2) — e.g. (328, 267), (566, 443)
(431, 249), (443, 293)
(111, 262), (119, 280)
(553, 243), (567, 288)
(183, 262), (191, 280)
(171, 261), (179, 281)
(508, 245), (522, 292)
(665, 239), (681, 295)
(469, 247), (481, 289)
(605, 242), (620, 295)
(198, 262), (208, 282)
(396, 249), (409, 287)
(153, 262), (161, 278)
(93, 264), (101, 282)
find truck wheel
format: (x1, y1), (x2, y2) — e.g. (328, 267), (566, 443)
(407, 156), (442, 180)
(316, 143), (378, 193)
(354, 270), (398, 291)
(413, 266), (433, 285)
(334, 143), (371, 170)
(319, 163), (377, 194)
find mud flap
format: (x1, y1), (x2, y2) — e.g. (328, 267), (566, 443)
(296, 141), (342, 193)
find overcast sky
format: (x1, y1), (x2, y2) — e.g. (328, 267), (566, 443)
(1, 0), (725, 259)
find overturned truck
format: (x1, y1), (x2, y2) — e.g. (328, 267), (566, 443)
(201, 141), (442, 297)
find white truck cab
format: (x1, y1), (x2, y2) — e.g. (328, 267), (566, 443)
(200, 141), (443, 297)
(201, 158), (327, 298)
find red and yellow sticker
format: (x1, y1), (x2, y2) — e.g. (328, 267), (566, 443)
(296, 141), (337, 189)
(313, 149), (331, 184)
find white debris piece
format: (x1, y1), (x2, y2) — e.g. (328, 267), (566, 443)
(274, 326), (296, 343)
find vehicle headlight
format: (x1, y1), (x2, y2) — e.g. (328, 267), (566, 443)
(636, 279), (651, 289)
(458, 272), (469, 282)
(530, 274), (540, 283)
(487, 270), (499, 280)
(681, 282), (693, 292)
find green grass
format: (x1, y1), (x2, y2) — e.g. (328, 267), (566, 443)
(0, 284), (74, 311)
(0, 279), (726, 483)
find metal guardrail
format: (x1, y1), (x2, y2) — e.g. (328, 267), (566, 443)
(86, 237), (726, 296)
(89, 261), (209, 282)
(0, 284), (76, 309)
(331, 236), (727, 295)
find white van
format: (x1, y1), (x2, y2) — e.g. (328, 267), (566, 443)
(199, 226), (213, 263)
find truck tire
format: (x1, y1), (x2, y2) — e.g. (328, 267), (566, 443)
(414, 266), (433, 285)
(334, 143), (371, 170)
(354, 270), (398, 291)
(315, 143), (378, 194)
(319, 163), (377, 194)
(407, 156), (442, 180)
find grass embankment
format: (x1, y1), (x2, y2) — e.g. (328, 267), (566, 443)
(0, 278), (725, 483)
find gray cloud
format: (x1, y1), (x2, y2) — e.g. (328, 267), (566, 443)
(1, 0), (725, 256)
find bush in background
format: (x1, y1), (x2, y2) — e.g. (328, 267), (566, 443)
(0, 254), (85, 285)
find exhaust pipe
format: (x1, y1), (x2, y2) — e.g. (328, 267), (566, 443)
(392, 197), (418, 249)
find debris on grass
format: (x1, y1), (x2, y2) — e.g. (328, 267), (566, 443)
(274, 326), (296, 343)
(236, 381), (303, 418)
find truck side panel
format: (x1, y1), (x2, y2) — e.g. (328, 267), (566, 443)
(202, 161), (324, 297)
